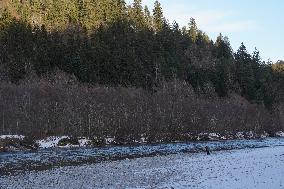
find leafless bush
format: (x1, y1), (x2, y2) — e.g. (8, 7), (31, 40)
(0, 73), (282, 142)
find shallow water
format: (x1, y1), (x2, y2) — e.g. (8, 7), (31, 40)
(1, 137), (284, 175)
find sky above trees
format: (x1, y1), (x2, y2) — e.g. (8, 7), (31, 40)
(126, 0), (284, 62)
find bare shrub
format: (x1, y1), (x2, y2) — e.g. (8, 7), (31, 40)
(0, 76), (282, 142)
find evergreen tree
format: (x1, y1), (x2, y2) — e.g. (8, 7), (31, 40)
(0, 8), (12, 33)
(144, 5), (152, 29)
(0, 0), (282, 109)
(33, 25), (53, 76)
(153, 0), (164, 32)
(214, 34), (234, 97)
(76, 0), (88, 25)
(188, 18), (198, 42)
(3, 21), (33, 81)
(235, 43), (256, 101)
(128, 0), (145, 29)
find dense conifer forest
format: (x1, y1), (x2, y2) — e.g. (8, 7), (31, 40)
(0, 0), (283, 141)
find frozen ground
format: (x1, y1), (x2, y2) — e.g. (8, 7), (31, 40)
(2, 137), (284, 175)
(1, 146), (284, 189)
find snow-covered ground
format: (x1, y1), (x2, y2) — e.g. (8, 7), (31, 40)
(1, 146), (284, 189)
(36, 136), (70, 148)
(0, 135), (25, 140)
(36, 136), (92, 148)
(1, 131), (283, 150)
(276, 131), (284, 137)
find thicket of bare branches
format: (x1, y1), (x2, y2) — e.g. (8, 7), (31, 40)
(0, 72), (283, 142)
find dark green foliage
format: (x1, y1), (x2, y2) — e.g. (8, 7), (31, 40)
(188, 18), (198, 42)
(213, 34), (234, 97)
(33, 25), (53, 75)
(235, 43), (257, 101)
(1, 20), (33, 82)
(0, 0), (282, 110)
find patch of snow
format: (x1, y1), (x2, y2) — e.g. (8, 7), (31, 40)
(140, 137), (147, 143)
(224, 133), (235, 140)
(0, 135), (25, 140)
(245, 131), (255, 139)
(260, 131), (269, 139)
(59, 144), (80, 148)
(197, 133), (207, 141)
(197, 133), (221, 141)
(208, 133), (220, 140)
(105, 137), (115, 145)
(36, 136), (68, 148)
(78, 138), (92, 147)
(275, 131), (284, 137)
(235, 132), (245, 139)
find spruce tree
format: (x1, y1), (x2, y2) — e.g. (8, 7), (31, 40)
(235, 43), (256, 101)
(153, 0), (164, 32)
(188, 18), (198, 42)
(214, 34), (234, 97)
(144, 5), (152, 29)
(128, 0), (145, 29)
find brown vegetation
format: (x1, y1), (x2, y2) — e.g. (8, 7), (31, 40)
(0, 72), (282, 143)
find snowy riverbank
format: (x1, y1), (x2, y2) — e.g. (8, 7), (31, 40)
(1, 137), (284, 176)
(1, 146), (284, 189)
(1, 131), (284, 152)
